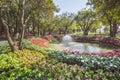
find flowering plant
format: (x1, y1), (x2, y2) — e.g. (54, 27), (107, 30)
(73, 36), (120, 47)
(64, 49), (120, 57)
(30, 39), (48, 48)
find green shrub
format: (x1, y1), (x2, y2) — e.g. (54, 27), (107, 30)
(48, 50), (120, 72)
(0, 54), (21, 73)
(0, 45), (10, 54)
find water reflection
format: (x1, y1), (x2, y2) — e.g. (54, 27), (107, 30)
(52, 42), (113, 53)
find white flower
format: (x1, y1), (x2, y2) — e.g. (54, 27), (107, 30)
(80, 56), (83, 58)
(92, 60), (94, 63)
(97, 62), (100, 64)
(110, 64), (113, 66)
(81, 60), (84, 62)
(114, 65), (117, 68)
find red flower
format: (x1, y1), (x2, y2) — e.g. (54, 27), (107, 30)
(30, 38), (48, 48)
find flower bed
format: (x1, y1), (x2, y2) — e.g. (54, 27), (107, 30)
(73, 36), (120, 47)
(49, 50), (120, 72)
(1, 37), (120, 79)
(24, 33), (33, 38)
(22, 40), (120, 79)
(30, 39), (48, 48)
(64, 49), (120, 57)
(30, 35), (53, 48)
(0, 35), (7, 39)
(23, 41), (120, 72)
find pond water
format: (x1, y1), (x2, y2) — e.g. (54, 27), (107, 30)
(51, 42), (113, 53)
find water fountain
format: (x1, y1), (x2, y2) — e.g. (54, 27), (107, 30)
(62, 35), (73, 46)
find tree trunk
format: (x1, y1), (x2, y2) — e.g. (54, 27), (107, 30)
(43, 30), (46, 36)
(109, 19), (117, 37)
(48, 28), (52, 35)
(18, 0), (27, 50)
(109, 21), (117, 37)
(19, 25), (25, 50)
(14, 10), (21, 40)
(83, 30), (88, 36)
(64, 26), (68, 34)
(37, 26), (40, 37)
(0, 18), (18, 51)
(33, 24), (35, 36)
(59, 29), (62, 34)
(27, 26), (30, 34)
(113, 20), (117, 37)
(32, 15), (36, 36)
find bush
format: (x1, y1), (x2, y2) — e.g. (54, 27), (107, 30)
(0, 54), (21, 74)
(0, 45), (10, 54)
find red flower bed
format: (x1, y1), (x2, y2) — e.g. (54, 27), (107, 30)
(30, 35), (53, 48)
(30, 39), (48, 48)
(64, 49), (120, 57)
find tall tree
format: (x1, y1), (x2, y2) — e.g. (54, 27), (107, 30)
(56, 12), (74, 34)
(87, 0), (120, 37)
(0, 0), (57, 51)
(75, 9), (96, 36)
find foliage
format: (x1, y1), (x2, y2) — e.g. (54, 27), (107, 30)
(71, 32), (109, 37)
(0, 40), (120, 79)
(0, 0), (58, 51)
(0, 50), (119, 80)
(0, 54), (21, 74)
(49, 36), (59, 43)
(9, 49), (46, 68)
(75, 9), (97, 35)
(64, 50), (120, 57)
(1, 61), (119, 80)
(87, 0), (120, 37)
(23, 40), (120, 72)
(48, 50), (120, 72)
(0, 45), (11, 54)
(58, 12), (74, 34)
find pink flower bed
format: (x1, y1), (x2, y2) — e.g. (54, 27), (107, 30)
(64, 49), (120, 57)
(24, 33), (33, 38)
(73, 36), (120, 47)
(0, 35), (7, 39)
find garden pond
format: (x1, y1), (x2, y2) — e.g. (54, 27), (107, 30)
(50, 42), (114, 53)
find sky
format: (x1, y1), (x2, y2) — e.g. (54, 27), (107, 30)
(53, 0), (88, 15)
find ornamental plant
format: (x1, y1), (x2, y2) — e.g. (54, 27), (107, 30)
(64, 49), (120, 57)
(48, 50), (120, 72)
(30, 39), (48, 48)
(0, 40), (120, 79)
